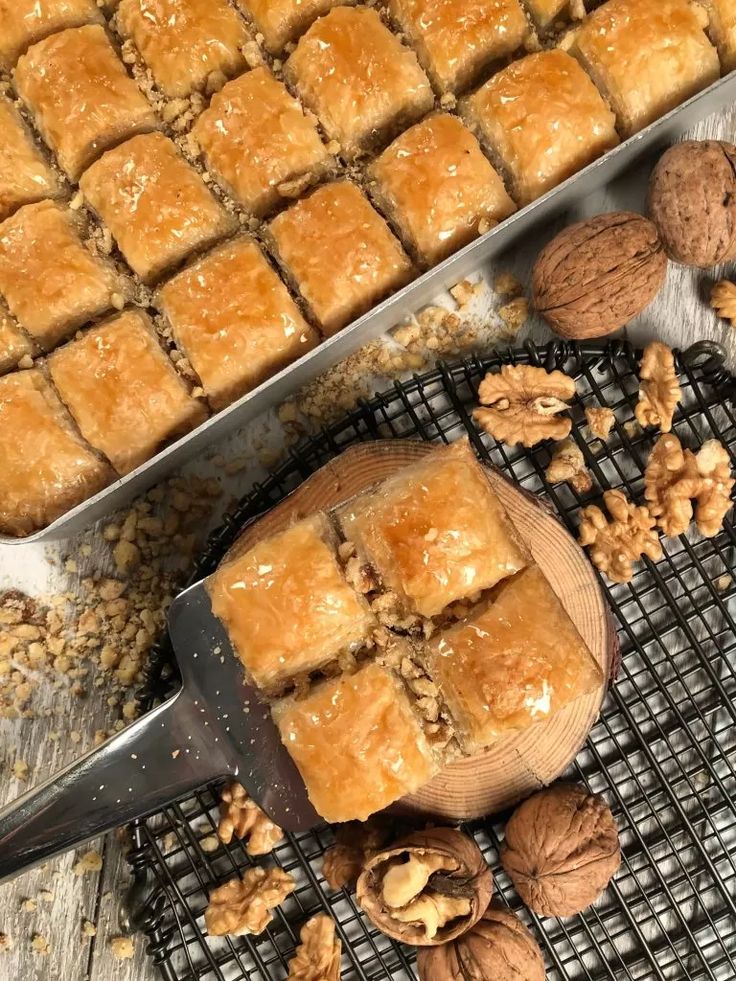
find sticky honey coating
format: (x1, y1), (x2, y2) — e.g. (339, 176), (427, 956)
(0, 0), (103, 69)
(0, 309), (33, 374)
(236, 0), (348, 52)
(0, 370), (111, 537)
(285, 6), (434, 159)
(207, 514), (376, 690)
(462, 50), (619, 205)
(338, 440), (528, 618)
(388, 0), (529, 93)
(117, 0), (249, 98)
(524, 0), (571, 26)
(370, 114), (516, 266)
(268, 181), (412, 336)
(703, 0), (736, 70)
(0, 200), (124, 349)
(272, 662), (438, 822)
(48, 309), (207, 475)
(14, 25), (159, 181)
(428, 566), (603, 751)
(191, 67), (331, 218)
(80, 132), (236, 283)
(0, 96), (60, 222)
(157, 238), (319, 410)
(570, 0), (720, 137)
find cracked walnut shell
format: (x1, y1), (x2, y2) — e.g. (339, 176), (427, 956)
(532, 212), (667, 338)
(546, 439), (593, 493)
(501, 784), (621, 918)
(204, 867), (296, 936)
(473, 364), (576, 447)
(287, 915), (341, 981)
(579, 489), (663, 584)
(217, 781), (284, 855)
(416, 904), (545, 981)
(635, 342), (681, 434)
(357, 827), (492, 946)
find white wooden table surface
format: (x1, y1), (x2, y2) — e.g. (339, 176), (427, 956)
(1, 106), (735, 981)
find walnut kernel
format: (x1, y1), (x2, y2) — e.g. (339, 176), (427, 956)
(545, 439), (592, 493)
(585, 407), (615, 441)
(217, 781), (283, 855)
(287, 915), (341, 981)
(204, 867), (296, 937)
(579, 489), (663, 584)
(635, 342), (681, 433)
(473, 365), (576, 447)
(711, 280), (736, 326)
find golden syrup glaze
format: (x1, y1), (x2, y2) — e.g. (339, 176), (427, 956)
(117, 0), (249, 98)
(207, 514), (376, 690)
(268, 180), (412, 336)
(0, 309), (33, 374)
(156, 237), (319, 410)
(0, 370), (111, 537)
(285, 6), (433, 159)
(236, 0), (347, 52)
(191, 67), (331, 218)
(462, 49), (619, 205)
(48, 309), (207, 475)
(0, 200), (123, 348)
(524, 0), (570, 26)
(428, 565), (603, 752)
(571, 0), (720, 136)
(703, 0), (736, 70)
(338, 439), (528, 618)
(370, 113), (516, 266)
(0, 95), (60, 222)
(14, 25), (158, 181)
(272, 661), (438, 822)
(80, 132), (236, 284)
(0, 0), (103, 69)
(388, 0), (529, 93)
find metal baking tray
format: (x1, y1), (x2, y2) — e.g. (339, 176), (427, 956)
(7, 70), (736, 545)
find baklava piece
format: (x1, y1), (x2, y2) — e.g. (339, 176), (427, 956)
(0, 200), (125, 349)
(0, 0), (103, 69)
(0, 370), (112, 537)
(427, 566), (602, 752)
(15, 25), (158, 181)
(191, 67), (332, 219)
(267, 181), (412, 336)
(0, 95), (60, 222)
(156, 237), (319, 410)
(272, 662), (437, 822)
(285, 6), (433, 160)
(523, 0), (582, 29)
(338, 440), (528, 619)
(207, 514), (375, 691)
(462, 49), (618, 205)
(80, 133), (236, 284)
(48, 309), (207, 475)
(0, 308), (33, 374)
(567, 0), (720, 137)
(369, 114), (515, 267)
(236, 0), (348, 52)
(387, 0), (530, 94)
(116, 0), (249, 98)
(703, 0), (736, 70)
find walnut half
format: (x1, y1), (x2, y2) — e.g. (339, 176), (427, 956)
(634, 342), (681, 433)
(204, 867), (295, 937)
(217, 781), (284, 856)
(287, 915), (341, 981)
(473, 364), (576, 448)
(579, 489), (663, 584)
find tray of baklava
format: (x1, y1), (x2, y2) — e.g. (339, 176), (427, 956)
(1, 0), (735, 543)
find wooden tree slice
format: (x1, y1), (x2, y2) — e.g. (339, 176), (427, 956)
(226, 440), (615, 821)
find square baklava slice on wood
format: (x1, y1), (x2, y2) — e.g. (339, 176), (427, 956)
(285, 6), (433, 160)
(14, 25), (158, 181)
(191, 67), (333, 219)
(207, 514), (376, 692)
(0, 0), (103, 69)
(235, 0), (349, 52)
(48, 309), (207, 475)
(272, 662), (438, 822)
(80, 133), (236, 284)
(369, 113), (515, 267)
(0, 200), (127, 350)
(156, 237), (319, 410)
(0, 370), (112, 537)
(461, 49), (618, 205)
(0, 95), (61, 222)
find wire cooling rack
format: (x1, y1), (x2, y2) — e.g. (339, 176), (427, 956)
(124, 339), (736, 981)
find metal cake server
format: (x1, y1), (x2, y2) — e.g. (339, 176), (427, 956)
(0, 578), (319, 884)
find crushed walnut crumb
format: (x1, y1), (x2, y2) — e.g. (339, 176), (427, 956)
(81, 919), (97, 940)
(497, 297), (530, 337)
(494, 271), (523, 297)
(0, 933), (11, 953)
(30, 934), (50, 955)
(109, 936), (135, 960)
(72, 850), (103, 876)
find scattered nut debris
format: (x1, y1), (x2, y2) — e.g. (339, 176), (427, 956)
(449, 279), (482, 308)
(217, 782), (284, 855)
(716, 574), (733, 592)
(81, 919), (97, 939)
(0, 933), (11, 953)
(711, 280), (736, 325)
(37, 889), (53, 903)
(204, 867), (296, 937)
(287, 914), (341, 981)
(635, 342), (681, 433)
(585, 407), (615, 441)
(473, 365), (576, 447)
(497, 297), (529, 337)
(546, 439), (593, 493)
(20, 897), (37, 913)
(579, 489), (663, 584)
(494, 271), (522, 296)
(72, 850), (103, 876)
(200, 835), (219, 854)
(12, 759), (29, 782)
(30, 934), (50, 955)
(109, 936), (135, 960)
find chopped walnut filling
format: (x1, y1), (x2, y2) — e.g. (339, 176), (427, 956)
(204, 867), (296, 937)
(217, 781), (284, 855)
(287, 915), (341, 981)
(579, 490), (663, 584)
(585, 407), (615, 441)
(635, 342), (682, 433)
(474, 365), (576, 447)
(546, 439), (593, 493)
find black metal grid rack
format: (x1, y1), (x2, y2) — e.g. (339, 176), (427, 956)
(125, 339), (736, 981)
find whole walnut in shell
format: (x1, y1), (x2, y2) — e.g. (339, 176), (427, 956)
(501, 784), (620, 918)
(648, 141), (736, 267)
(416, 904), (545, 981)
(532, 212), (667, 338)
